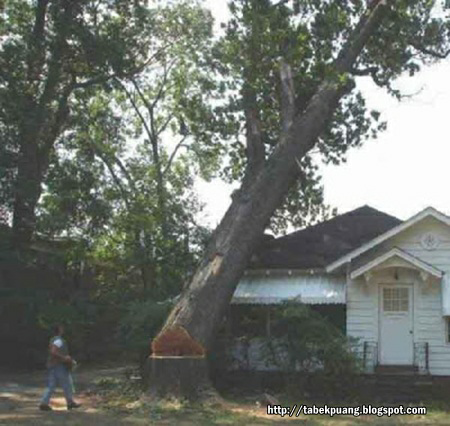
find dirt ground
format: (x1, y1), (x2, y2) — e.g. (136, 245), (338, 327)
(1, 366), (450, 425)
(0, 365), (297, 425)
(0, 366), (137, 425)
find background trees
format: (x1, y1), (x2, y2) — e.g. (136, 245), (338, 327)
(0, 0), (158, 245)
(0, 0), (219, 366)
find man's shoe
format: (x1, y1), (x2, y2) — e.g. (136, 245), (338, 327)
(67, 401), (82, 410)
(39, 404), (52, 411)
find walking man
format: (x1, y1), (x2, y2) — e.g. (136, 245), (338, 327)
(39, 324), (82, 411)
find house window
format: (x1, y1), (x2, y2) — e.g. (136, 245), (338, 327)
(383, 287), (409, 312)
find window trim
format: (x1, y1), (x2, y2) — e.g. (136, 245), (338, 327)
(446, 317), (450, 344)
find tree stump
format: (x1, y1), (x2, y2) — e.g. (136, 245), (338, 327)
(146, 326), (217, 401)
(147, 355), (214, 401)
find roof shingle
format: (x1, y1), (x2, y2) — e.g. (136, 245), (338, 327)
(250, 205), (402, 270)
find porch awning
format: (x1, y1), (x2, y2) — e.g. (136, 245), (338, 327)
(232, 273), (346, 305)
(350, 247), (443, 281)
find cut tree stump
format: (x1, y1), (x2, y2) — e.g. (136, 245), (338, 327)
(147, 355), (215, 401)
(146, 326), (219, 401)
(151, 326), (205, 356)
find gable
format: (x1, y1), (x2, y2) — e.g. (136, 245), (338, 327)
(384, 216), (450, 272)
(326, 207), (450, 273)
(350, 247), (443, 281)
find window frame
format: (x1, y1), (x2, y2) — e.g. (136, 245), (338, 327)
(382, 287), (409, 313)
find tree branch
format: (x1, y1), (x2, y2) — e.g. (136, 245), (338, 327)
(114, 78), (156, 157)
(129, 59), (176, 138)
(280, 59), (295, 134)
(156, 112), (175, 139)
(162, 136), (188, 177)
(242, 87), (265, 182)
(350, 65), (390, 87)
(72, 42), (177, 91)
(90, 141), (132, 211)
(410, 42), (450, 59)
(36, 1), (74, 111)
(26, 0), (50, 82)
(334, 0), (391, 73)
(141, 59), (177, 116)
(350, 66), (379, 76)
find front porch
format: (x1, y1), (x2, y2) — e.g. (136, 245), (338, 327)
(360, 340), (430, 375)
(347, 245), (445, 376)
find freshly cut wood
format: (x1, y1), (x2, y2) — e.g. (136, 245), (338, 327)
(151, 326), (205, 356)
(147, 355), (212, 400)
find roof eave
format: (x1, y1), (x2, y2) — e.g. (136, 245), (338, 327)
(350, 247), (444, 280)
(326, 207), (450, 273)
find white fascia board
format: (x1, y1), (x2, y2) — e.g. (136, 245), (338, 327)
(350, 247), (443, 280)
(326, 207), (450, 273)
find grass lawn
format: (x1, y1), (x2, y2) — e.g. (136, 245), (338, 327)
(1, 367), (450, 425)
(97, 397), (450, 425)
(94, 375), (450, 425)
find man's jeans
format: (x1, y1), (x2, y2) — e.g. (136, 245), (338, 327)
(41, 364), (74, 405)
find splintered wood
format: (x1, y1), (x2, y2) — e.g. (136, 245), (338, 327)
(151, 326), (205, 356)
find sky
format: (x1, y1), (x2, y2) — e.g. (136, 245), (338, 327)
(198, 1), (450, 228)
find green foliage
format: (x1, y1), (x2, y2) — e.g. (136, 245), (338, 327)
(116, 299), (172, 365)
(209, 0), (450, 233)
(25, 1), (217, 299)
(263, 303), (360, 377)
(0, 2), (211, 306)
(0, 0), (156, 216)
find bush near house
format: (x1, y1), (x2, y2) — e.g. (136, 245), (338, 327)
(210, 302), (361, 398)
(264, 303), (359, 374)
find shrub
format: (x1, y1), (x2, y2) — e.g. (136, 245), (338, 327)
(267, 303), (359, 373)
(116, 299), (172, 369)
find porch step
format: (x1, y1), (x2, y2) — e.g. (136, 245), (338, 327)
(375, 365), (418, 375)
(364, 369), (432, 403)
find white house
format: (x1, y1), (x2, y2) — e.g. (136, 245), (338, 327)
(231, 205), (450, 376)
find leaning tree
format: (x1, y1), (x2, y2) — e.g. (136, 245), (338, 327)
(148, 0), (450, 399)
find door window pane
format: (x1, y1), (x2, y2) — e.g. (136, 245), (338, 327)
(383, 287), (409, 312)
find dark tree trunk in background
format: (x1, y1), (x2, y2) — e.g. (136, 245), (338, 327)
(148, 0), (391, 398)
(12, 143), (44, 245)
(12, 1), (74, 247)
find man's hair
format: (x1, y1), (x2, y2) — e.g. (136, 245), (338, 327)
(53, 324), (63, 335)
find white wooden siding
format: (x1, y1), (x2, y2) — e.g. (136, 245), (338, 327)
(347, 216), (450, 375)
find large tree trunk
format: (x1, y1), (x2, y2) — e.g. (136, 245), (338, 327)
(12, 142), (44, 246)
(11, 1), (74, 247)
(148, 1), (391, 398)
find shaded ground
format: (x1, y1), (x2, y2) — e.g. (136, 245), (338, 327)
(0, 366), (133, 425)
(1, 366), (450, 425)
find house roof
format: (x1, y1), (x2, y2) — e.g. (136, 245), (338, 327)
(350, 247), (443, 280)
(326, 206), (450, 273)
(250, 205), (402, 270)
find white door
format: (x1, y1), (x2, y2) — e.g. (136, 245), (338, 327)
(379, 285), (413, 365)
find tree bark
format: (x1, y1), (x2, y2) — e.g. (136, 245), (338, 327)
(148, 0), (391, 398)
(147, 356), (214, 401)
(12, 1), (75, 246)
(12, 142), (44, 245)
